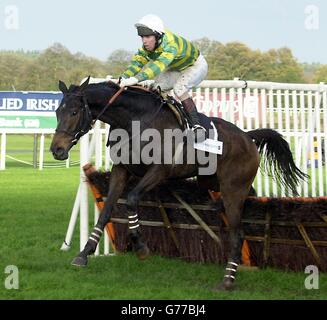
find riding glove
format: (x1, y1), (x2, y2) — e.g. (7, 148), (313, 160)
(120, 77), (139, 87)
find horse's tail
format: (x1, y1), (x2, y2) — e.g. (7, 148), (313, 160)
(247, 128), (308, 195)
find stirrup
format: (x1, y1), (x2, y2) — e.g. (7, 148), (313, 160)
(192, 124), (206, 132)
(191, 125), (206, 143)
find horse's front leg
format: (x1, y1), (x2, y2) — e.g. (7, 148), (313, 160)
(72, 165), (129, 267)
(126, 165), (168, 260)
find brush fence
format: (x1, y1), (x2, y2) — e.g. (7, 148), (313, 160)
(89, 172), (327, 272)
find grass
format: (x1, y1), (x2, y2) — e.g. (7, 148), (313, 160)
(3, 134), (80, 169)
(0, 166), (327, 300)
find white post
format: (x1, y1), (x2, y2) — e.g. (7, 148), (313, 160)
(253, 88), (262, 196)
(212, 88), (218, 118)
(95, 122), (102, 169)
(292, 90), (302, 196)
(268, 89), (278, 196)
(79, 134), (89, 251)
(237, 87), (244, 130)
(221, 88), (227, 121)
(323, 90), (327, 194)
(307, 91), (316, 197)
(229, 88), (235, 125)
(60, 184), (81, 250)
(105, 124), (111, 170)
(300, 91), (309, 196)
(93, 123), (101, 256)
(314, 91), (324, 196)
(104, 229), (110, 255)
(260, 89), (269, 196)
(1, 132), (6, 170)
(204, 87), (211, 116)
(277, 90), (285, 196)
(94, 206), (100, 256)
(104, 124), (111, 254)
(284, 90), (291, 195)
(39, 134), (45, 170)
(245, 88), (252, 131)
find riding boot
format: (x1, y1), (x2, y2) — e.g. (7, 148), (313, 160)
(181, 97), (206, 143)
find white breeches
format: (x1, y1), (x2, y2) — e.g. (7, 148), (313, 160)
(153, 54), (208, 101)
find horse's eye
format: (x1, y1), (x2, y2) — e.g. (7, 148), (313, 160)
(72, 111), (77, 116)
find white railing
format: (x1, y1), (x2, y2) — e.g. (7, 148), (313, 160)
(195, 79), (327, 197)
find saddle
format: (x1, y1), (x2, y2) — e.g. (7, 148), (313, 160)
(126, 84), (215, 140)
(160, 93), (215, 140)
(107, 83), (223, 154)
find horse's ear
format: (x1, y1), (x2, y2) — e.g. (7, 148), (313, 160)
(79, 76), (90, 93)
(59, 80), (68, 94)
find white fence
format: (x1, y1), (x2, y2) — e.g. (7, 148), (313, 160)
(194, 79), (327, 197)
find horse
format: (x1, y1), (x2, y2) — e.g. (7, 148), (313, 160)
(50, 77), (306, 290)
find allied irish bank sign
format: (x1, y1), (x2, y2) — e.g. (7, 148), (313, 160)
(0, 91), (63, 130)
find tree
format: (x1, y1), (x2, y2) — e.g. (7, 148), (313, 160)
(0, 40), (309, 91)
(106, 49), (134, 77)
(0, 53), (27, 90)
(204, 42), (304, 83)
(313, 65), (327, 83)
(192, 37), (222, 58)
(206, 42), (266, 80)
(302, 62), (322, 83)
(261, 47), (304, 83)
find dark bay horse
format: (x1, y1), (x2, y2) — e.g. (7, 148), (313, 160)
(50, 77), (306, 290)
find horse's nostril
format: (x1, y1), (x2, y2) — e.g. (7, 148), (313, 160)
(56, 148), (65, 157)
(51, 146), (67, 160)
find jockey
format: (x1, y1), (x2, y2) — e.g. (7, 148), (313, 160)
(120, 14), (208, 142)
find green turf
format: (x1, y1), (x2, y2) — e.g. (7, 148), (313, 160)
(0, 166), (326, 300)
(4, 134), (80, 169)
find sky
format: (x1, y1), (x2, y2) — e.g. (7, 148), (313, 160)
(0, 0), (326, 64)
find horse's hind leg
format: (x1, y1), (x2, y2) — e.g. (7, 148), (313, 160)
(216, 163), (258, 290)
(217, 189), (248, 290)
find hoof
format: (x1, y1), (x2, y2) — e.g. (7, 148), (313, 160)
(71, 256), (88, 267)
(213, 279), (235, 292)
(136, 245), (150, 260)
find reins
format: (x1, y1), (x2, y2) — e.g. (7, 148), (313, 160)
(56, 82), (165, 145)
(92, 86), (125, 124)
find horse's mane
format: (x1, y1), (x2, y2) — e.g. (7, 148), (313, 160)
(87, 81), (120, 91)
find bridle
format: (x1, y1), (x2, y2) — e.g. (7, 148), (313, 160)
(55, 86), (125, 145)
(55, 83), (163, 146)
(55, 94), (94, 145)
